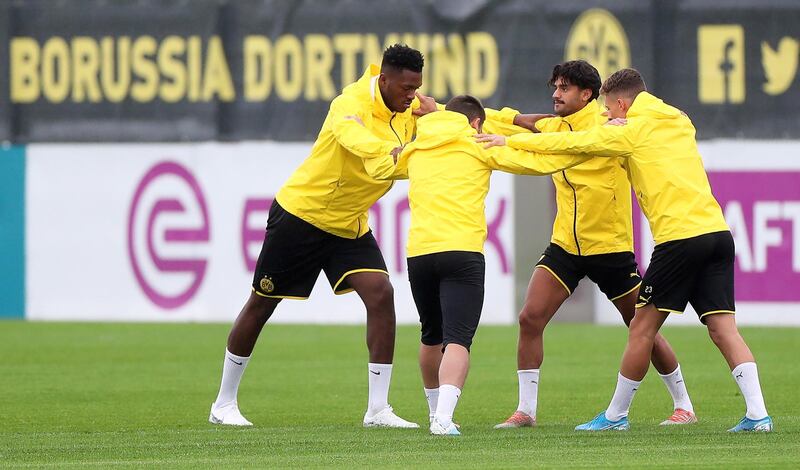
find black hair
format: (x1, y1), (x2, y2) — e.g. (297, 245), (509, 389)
(601, 68), (647, 97)
(445, 95), (486, 125)
(381, 43), (424, 73)
(548, 60), (602, 101)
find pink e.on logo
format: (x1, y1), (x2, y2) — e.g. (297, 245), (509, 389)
(127, 161), (210, 309)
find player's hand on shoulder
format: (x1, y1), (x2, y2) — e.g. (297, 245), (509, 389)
(474, 133), (506, 148)
(413, 92), (438, 117)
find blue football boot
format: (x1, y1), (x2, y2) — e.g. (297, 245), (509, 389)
(728, 416), (773, 432)
(575, 411), (630, 431)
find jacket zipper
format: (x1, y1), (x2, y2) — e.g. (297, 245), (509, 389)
(564, 122), (581, 255)
(388, 113), (403, 145)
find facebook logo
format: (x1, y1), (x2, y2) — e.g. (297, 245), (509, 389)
(698, 25), (745, 104)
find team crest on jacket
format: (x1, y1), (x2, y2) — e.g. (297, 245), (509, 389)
(260, 276), (275, 293)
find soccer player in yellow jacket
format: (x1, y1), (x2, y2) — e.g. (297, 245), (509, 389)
(209, 44), (435, 429)
(489, 61), (696, 429)
(479, 69), (772, 432)
(375, 95), (589, 435)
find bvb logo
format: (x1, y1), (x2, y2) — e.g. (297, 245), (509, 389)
(564, 8), (631, 81)
(260, 276), (275, 293)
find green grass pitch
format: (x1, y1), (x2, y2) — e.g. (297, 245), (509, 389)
(1, 321), (798, 468)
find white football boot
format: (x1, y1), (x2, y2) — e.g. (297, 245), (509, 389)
(363, 406), (419, 428)
(209, 401), (253, 426)
(429, 417), (461, 436)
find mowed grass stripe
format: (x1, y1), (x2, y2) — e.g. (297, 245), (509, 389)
(1, 322), (797, 468)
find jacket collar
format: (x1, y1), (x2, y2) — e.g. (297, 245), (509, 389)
(626, 92), (659, 118)
(562, 99), (602, 129)
(361, 64), (394, 121)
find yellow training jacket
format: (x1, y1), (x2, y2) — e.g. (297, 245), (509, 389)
(394, 111), (590, 257)
(488, 101), (632, 255)
(276, 64), (416, 239)
(507, 92), (729, 245)
(535, 101), (633, 255)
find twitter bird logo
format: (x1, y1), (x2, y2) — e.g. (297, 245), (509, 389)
(762, 37), (799, 95)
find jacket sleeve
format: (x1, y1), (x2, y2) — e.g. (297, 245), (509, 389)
(506, 123), (635, 157)
(364, 150), (409, 180)
(483, 107), (531, 136)
(534, 117), (554, 132)
(329, 95), (398, 162)
(362, 153), (408, 180)
(419, 104), (529, 136)
(482, 146), (593, 175)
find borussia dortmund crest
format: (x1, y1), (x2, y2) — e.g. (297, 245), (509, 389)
(260, 276), (275, 293)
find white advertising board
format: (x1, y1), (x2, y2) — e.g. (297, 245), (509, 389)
(26, 142), (515, 324)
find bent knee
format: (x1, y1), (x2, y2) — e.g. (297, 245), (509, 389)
(518, 305), (549, 333)
(374, 280), (394, 306)
(244, 294), (279, 321)
(707, 327), (739, 346)
(364, 280), (394, 311)
(627, 318), (657, 341)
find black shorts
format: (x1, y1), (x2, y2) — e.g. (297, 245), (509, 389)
(407, 251), (485, 351)
(636, 231), (735, 323)
(535, 243), (642, 300)
(251, 200), (388, 299)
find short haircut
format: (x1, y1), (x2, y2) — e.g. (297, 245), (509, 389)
(381, 44), (424, 73)
(548, 60), (602, 101)
(601, 68), (647, 98)
(445, 95), (486, 125)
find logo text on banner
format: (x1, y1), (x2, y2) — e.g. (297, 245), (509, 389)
(127, 161), (210, 309)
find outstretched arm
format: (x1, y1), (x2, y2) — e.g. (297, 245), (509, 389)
(482, 145), (592, 175)
(512, 113), (554, 132)
(483, 107), (553, 136)
(503, 123), (635, 158)
(412, 94), (552, 136)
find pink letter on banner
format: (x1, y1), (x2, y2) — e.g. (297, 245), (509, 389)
(486, 198), (511, 274)
(241, 198), (272, 273)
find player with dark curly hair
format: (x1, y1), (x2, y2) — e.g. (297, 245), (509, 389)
(488, 61), (696, 430)
(481, 67), (771, 433)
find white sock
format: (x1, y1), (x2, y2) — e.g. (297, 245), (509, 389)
(213, 349), (250, 407)
(732, 362), (769, 420)
(605, 373), (642, 421)
(424, 387), (439, 417)
(517, 369), (540, 417)
(659, 365), (694, 413)
(367, 362), (393, 415)
(433, 384), (461, 427)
